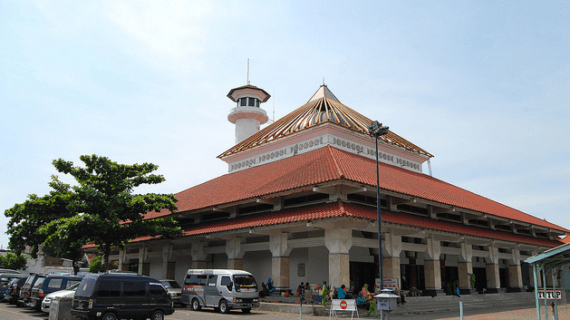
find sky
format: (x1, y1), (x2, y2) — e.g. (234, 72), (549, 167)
(1, 1), (569, 250)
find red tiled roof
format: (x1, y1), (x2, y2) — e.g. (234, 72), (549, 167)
(128, 202), (563, 248)
(152, 146), (568, 233)
(561, 235), (570, 244)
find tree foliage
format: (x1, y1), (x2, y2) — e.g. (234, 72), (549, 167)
(5, 177), (76, 258)
(0, 252), (27, 270)
(88, 256), (105, 273)
(5, 154), (183, 272)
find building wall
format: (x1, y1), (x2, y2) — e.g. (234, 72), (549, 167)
(307, 247), (329, 287)
(243, 250), (271, 285)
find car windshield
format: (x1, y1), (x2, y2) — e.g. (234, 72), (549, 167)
(160, 280), (180, 289)
(233, 274), (257, 289)
(75, 277), (97, 297)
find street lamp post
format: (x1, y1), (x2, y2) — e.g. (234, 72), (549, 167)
(368, 120), (389, 291)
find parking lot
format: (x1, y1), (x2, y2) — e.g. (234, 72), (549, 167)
(0, 302), (309, 320)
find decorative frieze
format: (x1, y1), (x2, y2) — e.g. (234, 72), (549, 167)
(228, 134), (424, 173)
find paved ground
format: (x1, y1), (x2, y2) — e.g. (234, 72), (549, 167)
(0, 301), (568, 320)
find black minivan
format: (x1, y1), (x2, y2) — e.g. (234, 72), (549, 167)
(71, 273), (175, 320)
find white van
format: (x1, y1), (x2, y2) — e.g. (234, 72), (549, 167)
(181, 269), (259, 314)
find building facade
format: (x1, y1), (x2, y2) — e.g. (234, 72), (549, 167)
(95, 83), (568, 296)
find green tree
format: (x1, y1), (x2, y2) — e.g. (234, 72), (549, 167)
(45, 155), (182, 270)
(5, 177), (76, 259)
(88, 256), (105, 273)
(0, 252), (27, 270)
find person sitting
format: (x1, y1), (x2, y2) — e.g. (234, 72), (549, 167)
(260, 283), (269, 297)
(297, 282), (304, 297)
(267, 278), (275, 294)
(337, 284), (347, 299)
(356, 292), (369, 310)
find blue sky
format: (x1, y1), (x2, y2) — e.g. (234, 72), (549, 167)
(1, 1), (569, 249)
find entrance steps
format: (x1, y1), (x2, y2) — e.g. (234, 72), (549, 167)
(258, 292), (538, 316)
(392, 291), (536, 316)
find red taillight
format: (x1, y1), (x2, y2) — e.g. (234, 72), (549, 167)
(39, 290), (44, 298)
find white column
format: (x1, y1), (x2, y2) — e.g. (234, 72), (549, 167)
(324, 228), (352, 289)
(138, 246), (148, 275)
(226, 237), (245, 270)
(458, 241), (473, 294)
(485, 243), (500, 293)
(269, 232), (292, 290)
(424, 236), (442, 296)
(191, 242), (208, 269)
(162, 245), (172, 280)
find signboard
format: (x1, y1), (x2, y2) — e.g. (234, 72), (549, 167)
(538, 290), (562, 300)
(329, 299), (358, 319)
(375, 278), (398, 290)
(331, 299), (357, 311)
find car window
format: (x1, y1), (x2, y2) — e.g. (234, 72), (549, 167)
(233, 274), (257, 289)
(76, 277), (97, 297)
(150, 283), (165, 296)
(123, 281), (146, 297)
(67, 280), (81, 289)
(47, 278), (64, 289)
(165, 281), (180, 288)
(221, 276), (232, 291)
(97, 281), (121, 297)
(207, 275), (217, 287)
(32, 277), (45, 289)
(185, 274), (207, 285)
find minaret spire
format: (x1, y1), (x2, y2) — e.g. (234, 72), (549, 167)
(227, 82), (271, 144)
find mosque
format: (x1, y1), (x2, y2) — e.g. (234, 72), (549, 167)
(103, 82), (568, 296)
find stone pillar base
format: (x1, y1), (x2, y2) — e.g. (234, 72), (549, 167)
(506, 287), (522, 293)
(485, 288), (500, 294)
(423, 289), (444, 297)
(459, 289), (472, 295)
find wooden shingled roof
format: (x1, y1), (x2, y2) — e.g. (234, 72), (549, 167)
(218, 85), (433, 159)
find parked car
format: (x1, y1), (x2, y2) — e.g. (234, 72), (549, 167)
(160, 280), (185, 306)
(41, 283), (79, 313)
(0, 273), (24, 300)
(5, 277), (27, 304)
(181, 269), (259, 314)
(18, 274), (45, 307)
(30, 274), (85, 311)
(71, 272), (175, 320)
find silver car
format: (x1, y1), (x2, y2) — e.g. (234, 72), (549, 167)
(41, 283), (78, 313)
(160, 280), (184, 306)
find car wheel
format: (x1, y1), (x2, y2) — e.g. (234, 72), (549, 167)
(191, 298), (201, 311)
(219, 300), (230, 314)
(242, 308), (252, 313)
(102, 312), (118, 320)
(151, 310), (165, 320)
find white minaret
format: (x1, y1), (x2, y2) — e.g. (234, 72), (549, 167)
(227, 84), (270, 144)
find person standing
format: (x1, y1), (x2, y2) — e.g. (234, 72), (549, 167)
(321, 281), (328, 306)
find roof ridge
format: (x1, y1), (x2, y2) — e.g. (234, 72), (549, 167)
(327, 145), (345, 179)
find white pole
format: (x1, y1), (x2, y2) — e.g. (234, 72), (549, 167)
(460, 301), (464, 320)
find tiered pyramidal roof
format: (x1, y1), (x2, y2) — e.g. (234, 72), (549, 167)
(218, 85), (433, 161)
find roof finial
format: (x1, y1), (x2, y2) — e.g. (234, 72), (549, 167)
(247, 59), (250, 85)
